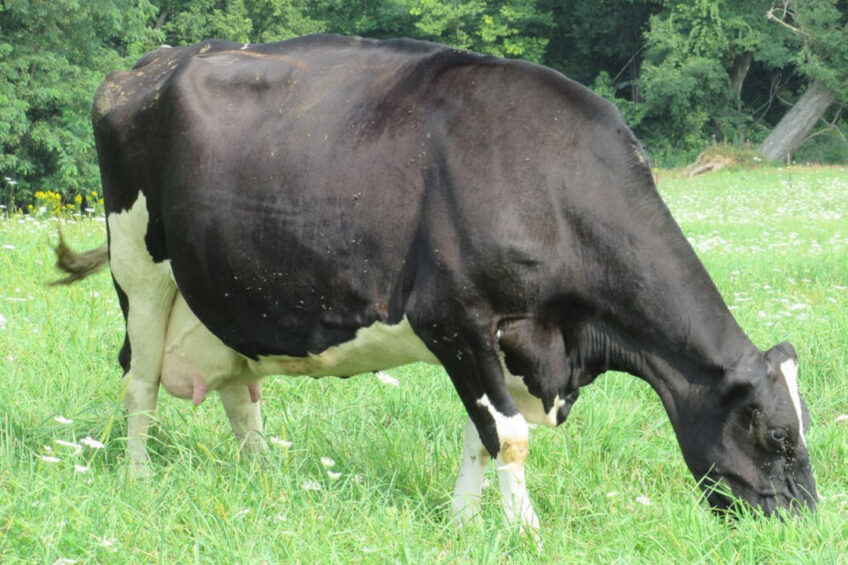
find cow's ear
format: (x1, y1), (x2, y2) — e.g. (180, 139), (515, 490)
(764, 341), (798, 377)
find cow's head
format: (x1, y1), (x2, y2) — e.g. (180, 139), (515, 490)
(675, 342), (817, 516)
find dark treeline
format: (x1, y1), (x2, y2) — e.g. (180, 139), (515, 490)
(1, 0), (845, 206)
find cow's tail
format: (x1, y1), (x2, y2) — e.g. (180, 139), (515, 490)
(50, 229), (109, 285)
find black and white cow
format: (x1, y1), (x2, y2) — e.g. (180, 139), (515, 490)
(61, 34), (816, 527)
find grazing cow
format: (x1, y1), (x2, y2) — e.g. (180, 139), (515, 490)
(59, 34), (816, 528)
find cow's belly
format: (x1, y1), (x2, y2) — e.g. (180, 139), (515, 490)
(248, 317), (440, 377)
(159, 292), (440, 399)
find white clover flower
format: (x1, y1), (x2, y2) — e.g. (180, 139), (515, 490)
(606, 491), (618, 498)
(80, 436), (105, 449)
(635, 495), (652, 506)
(320, 456), (336, 468)
(74, 465), (90, 474)
(376, 371), (399, 387)
(93, 535), (116, 548)
(836, 414), (848, 424)
(55, 439), (81, 449)
(41, 456), (61, 464)
(300, 480), (321, 491)
(269, 436), (292, 448)
(55, 439), (82, 455)
(53, 415), (73, 425)
(327, 471), (341, 481)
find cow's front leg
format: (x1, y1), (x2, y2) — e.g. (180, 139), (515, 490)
(451, 416), (491, 523)
(496, 439), (540, 531)
(411, 314), (540, 533)
(475, 395), (540, 533)
(219, 381), (266, 458)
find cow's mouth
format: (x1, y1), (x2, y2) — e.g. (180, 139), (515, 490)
(704, 473), (817, 517)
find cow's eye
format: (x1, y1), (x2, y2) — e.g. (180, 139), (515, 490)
(767, 428), (789, 450)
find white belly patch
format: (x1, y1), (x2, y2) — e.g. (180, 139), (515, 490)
(248, 317), (440, 377)
(159, 291), (439, 399)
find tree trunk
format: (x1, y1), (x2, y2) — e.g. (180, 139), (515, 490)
(629, 55), (643, 103)
(730, 51), (752, 103)
(758, 79), (837, 162)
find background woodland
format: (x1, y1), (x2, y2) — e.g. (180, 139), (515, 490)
(1, 0), (846, 207)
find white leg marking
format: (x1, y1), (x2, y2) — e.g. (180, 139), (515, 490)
(476, 394), (529, 445)
(451, 417), (490, 523)
(780, 359), (806, 446)
(476, 394), (539, 532)
(219, 382), (267, 457)
(109, 194), (177, 476)
(496, 453), (540, 532)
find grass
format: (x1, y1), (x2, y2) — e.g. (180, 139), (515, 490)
(1, 166), (847, 563)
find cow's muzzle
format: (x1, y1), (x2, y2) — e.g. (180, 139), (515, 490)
(705, 473), (817, 518)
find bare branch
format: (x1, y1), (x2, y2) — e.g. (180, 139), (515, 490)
(766, 3), (813, 40)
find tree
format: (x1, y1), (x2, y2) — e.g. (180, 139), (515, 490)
(309, 0), (418, 38)
(542, 0), (662, 98)
(404, 0), (554, 63)
(626, 0), (807, 161)
(758, 0), (847, 162)
(155, 0), (325, 45)
(0, 0), (161, 207)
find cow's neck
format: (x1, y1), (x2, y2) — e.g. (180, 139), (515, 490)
(570, 200), (760, 428)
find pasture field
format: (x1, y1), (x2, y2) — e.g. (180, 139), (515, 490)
(0, 166), (846, 563)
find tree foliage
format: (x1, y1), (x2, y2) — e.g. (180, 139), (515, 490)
(1, 0), (845, 208)
(0, 0), (161, 205)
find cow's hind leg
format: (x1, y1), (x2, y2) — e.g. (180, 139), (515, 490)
(219, 381), (267, 458)
(109, 195), (177, 477)
(118, 275), (176, 477)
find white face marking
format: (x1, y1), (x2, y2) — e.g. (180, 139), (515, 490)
(780, 359), (806, 446)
